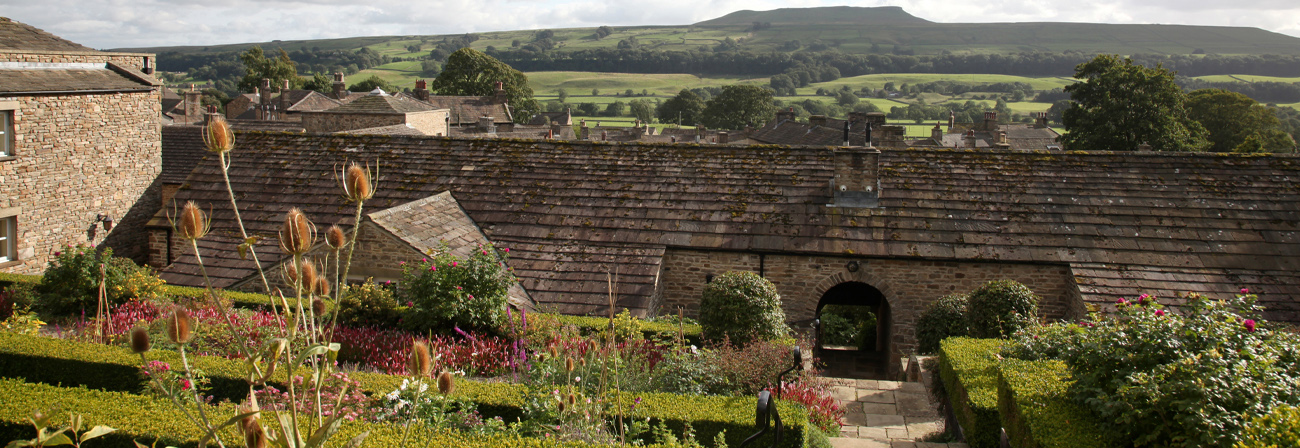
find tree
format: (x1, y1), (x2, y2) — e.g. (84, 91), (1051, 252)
(656, 89), (706, 126)
(1234, 129), (1296, 153)
(347, 75), (399, 93)
(577, 103), (600, 116)
(835, 90), (859, 107)
(1185, 89), (1287, 153)
(629, 99), (654, 123)
(238, 46), (299, 93)
(1060, 55), (1208, 152)
(595, 26), (613, 39)
(603, 101), (626, 117)
(420, 60), (441, 77)
(300, 72), (332, 93)
(557, 89), (569, 103)
(430, 48), (540, 123)
(701, 85), (776, 129)
(1046, 100), (1071, 124)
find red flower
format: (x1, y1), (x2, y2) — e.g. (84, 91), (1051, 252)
(1155, 309), (1166, 317)
(1244, 319), (1257, 333)
(181, 379), (192, 390)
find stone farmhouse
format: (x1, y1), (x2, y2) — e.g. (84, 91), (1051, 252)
(149, 130), (1300, 372)
(0, 17), (161, 273)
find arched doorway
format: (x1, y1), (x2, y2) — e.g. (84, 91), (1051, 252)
(816, 281), (891, 379)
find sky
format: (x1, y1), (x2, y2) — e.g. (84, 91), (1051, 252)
(2, 0), (1298, 49)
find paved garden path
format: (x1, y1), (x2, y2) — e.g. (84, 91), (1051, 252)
(822, 375), (967, 448)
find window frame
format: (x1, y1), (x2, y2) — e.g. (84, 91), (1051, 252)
(0, 213), (16, 264)
(0, 101), (17, 159)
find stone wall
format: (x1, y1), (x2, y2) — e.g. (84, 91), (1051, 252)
(230, 221), (425, 293)
(302, 113), (404, 134)
(0, 88), (161, 274)
(406, 110), (449, 136)
(0, 51), (151, 69)
(659, 249), (1080, 358)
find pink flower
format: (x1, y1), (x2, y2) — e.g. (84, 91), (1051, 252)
(399, 261), (405, 265)
(181, 379), (192, 390)
(1155, 309), (1166, 317)
(482, 250), (488, 255)
(1241, 288), (1250, 294)
(429, 265), (436, 271)
(456, 286), (462, 290)
(451, 261), (458, 267)
(504, 248), (509, 253)
(1116, 298), (1128, 306)
(1245, 319), (1257, 333)
(422, 258), (428, 262)
(53, 251), (61, 256)
(468, 294), (474, 299)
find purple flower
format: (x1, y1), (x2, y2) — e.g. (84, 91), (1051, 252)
(406, 301), (413, 307)
(53, 251), (61, 256)
(1245, 319), (1257, 333)
(454, 326), (476, 341)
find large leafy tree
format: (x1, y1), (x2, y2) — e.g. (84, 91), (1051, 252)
(347, 75), (399, 93)
(430, 48), (539, 124)
(238, 46), (300, 94)
(1186, 89), (1294, 153)
(700, 85), (776, 130)
(1060, 55), (1208, 152)
(657, 89), (705, 126)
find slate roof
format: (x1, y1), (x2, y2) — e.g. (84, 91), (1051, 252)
(153, 133), (1300, 320)
(0, 65), (156, 94)
(283, 90), (342, 112)
(339, 124), (428, 136)
(318, 93), (435, 115)
(0, 17), (94, 52)
(399, 93), (511, 124)
(160, 125), (208, 183)
(749, 118), (868, 146)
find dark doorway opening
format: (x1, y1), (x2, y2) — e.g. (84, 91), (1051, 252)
(816, 282), (891, 379)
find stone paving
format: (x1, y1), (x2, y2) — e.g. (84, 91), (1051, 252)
(822, 377), (967, 448)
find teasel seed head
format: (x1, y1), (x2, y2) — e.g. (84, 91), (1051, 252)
(325, 225), (346, 250)
(565, 357), (575, 372)
(558, 401), (566, 413)
(314, 275), (331, 298)
(243, 422), (267, 448)
(567, 393), (576, 406)
(278, 208), (315, 255)
(130, 327), (151, 354)
(408, 340), (433, 377)
(175, 201), (210, 241)
(340, 162), (376, 203)
(236, 398), (260, 431)
(548, 345), (558, 358)
(579, 357), (587, 368)
(202, 115), (235, 154)
(284, 259), (319, 294)
(311, 298), (327, 317)
(437, 370), (455, 395)
(165, 309), (193, 344)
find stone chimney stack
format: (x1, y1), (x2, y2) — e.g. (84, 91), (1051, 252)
(279, 79), (291, 112)
(183, 84), (201, 124)
(494, 81), (507, 104)
(982, 111), (997, 132)
(204, 105), (218, 125)
(948, 110), (956, 130)
(848, 111), (866, 125)
(332, 73), (346, 99)
(809, 115), (828, 128)
(479, 116), (496, 133)
(550, 123), (562, 138)
(776, 107), (795, 122)
(831, 147), (881, 208)
(259, 79), (273, 120)
(843, 121), (850, 147)
(964, 129), (978, 148)
(414, 80), (430, 101)
(718, 131), (730, 144)
(579, 120), (589, 140)
(931, 123), (943, 142)
(1034, 112), (1048, 128)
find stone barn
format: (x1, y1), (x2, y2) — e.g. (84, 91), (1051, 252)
(150, 132), (1300, 373)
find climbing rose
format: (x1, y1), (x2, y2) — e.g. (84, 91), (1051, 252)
(1241, 288), (1250, 294)
(1155, 309), (1166, 317)
(1245, 319), (1257, 333)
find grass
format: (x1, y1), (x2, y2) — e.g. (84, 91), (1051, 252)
(798, 74), (1076, 93)
(526, 72), (764, 96)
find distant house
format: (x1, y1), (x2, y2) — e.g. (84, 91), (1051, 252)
(0, 17), (161, 272)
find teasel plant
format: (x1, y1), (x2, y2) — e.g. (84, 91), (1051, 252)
(202, 115), (272, 296)
(167, 201), (251, 358)
(327, 162), (377, 341)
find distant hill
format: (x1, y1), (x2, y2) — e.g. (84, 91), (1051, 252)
(695, 6), (931, 26)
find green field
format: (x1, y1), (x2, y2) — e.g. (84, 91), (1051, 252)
(527, 72), (766, 96)
(798, 73), (1077, 93)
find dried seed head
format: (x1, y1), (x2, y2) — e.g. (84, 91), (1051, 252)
(236, 399), (260, 431)
(325, 225), (346, 250)
(203, 115), (235, 154)
(558, 401), (566, 413)
(565, 357), (575, 372)
(284, 259), (319, 293)
(408, 341), (432, 377)
(243, 422), (268, 448)
(437, 371), (455, 395)
(130, 327), (151, 354)
(548, 345), (558, 358)
(314, 275), (331, 299)
(278, 208), (315, 255)
(177, 201), (209, 241)
(567, 393), (576, 406)
(311, 298), (327, 317)
(341, 163), (375, 203)
(165, 309), (193, 344)
(579, 357), (587, 368)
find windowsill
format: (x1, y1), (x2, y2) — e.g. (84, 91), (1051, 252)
(0, 156), (14, 163)
(0, 259), (20, 269)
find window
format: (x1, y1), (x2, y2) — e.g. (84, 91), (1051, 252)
(0, 217), (14, 263)
(0, 110), (11, 157)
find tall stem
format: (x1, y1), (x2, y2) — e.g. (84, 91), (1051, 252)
(139, 353), (204, 429)
(221, 152), (272, 295)
(327, 200), (365, 343)
(285, 252), (306, 446)
(191, 239), (251, 358)
(180, 345), (226, 448)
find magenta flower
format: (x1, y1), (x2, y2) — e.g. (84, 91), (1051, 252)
(1245, 319), (1257, 333)
(482, 250), (488, 255)
(1155, 309), (1166, 317)
(1116, 298), (1128, 306)
(1241, 288), (1250, 294)
(456, 286), (462, 290)
(452, 261), (458, 267)
(468, 294), (474, 300)
(399, 261), (405, 265)
(181, 379), (192, 390)
(429, 265), (436, 271)
(504, 248), (510, 253)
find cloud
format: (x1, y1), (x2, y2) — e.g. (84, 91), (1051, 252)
(0, 0), (1295, 49)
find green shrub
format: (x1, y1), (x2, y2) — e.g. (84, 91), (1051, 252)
(549, 314), (703, 346)
(158, 284), (281, 310)
(966, 280), (1038, 339)
(937, 337), (1003, 448)
(652, 348), (724, 395)
(818, 305), (875, 350)
(916, 294), (969, 355)
(399, 243), (516, 335)
(35, 246), (163, 316)
(336, 278), (402, 327)
(1008, 293), (1300, 447)
(1237, 405), (1300, 448)
(699, 271), (787, 345)
(997, 358), (1117, 448)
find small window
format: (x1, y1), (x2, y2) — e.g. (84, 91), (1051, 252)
(0, 110), (11, 157)
(0, 217), (14, 262)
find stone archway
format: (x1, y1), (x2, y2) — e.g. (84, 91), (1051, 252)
(815, 280), (892, 379)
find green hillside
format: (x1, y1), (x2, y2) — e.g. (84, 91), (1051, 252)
(696, 6), (931, 26)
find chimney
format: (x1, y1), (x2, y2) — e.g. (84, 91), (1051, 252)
(279, 79), (291, 113)
(809, 115), (828, 128)
(550, 123), (562, 138)
(931, 123), (943, 142)
(775, 107), (795, 123)
(282, 79), (290, 91)
(1034, 112), (1048, 128)
(865, 123), (873, 147)
(494, 81), (507, 104)
(696, 124), (705, 143)
(982, 111), (997, 132)
(999, 131), (1007, 144)
(204, 105), (218, 125)
(479, 116), (495, 133)
(580, 120), (589, 139)
(259, 79), (273, 120)
(142, 56), (153, 75)
(414, 80), (430, 101)
(1138, 142), (1153, 151)
(183, 85), (201, 124)
(948, 110), (956, 130)
(332, 73), (346, 99)
(964, 129), (978, 148)
(842, 121), (850, 147)
(831, 147), (881, 208)
(865, 112), (886, 128)
(601, 130), (608, 141)
(718, 131), (729, 144)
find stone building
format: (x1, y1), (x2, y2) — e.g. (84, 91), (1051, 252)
(0, 17), (161, 273)
(149, 132), (1300, 372)
(299, 90), (449, 136)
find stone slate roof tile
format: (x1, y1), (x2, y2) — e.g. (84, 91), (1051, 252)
(0, 66), (154, 93)
(0, 18), (94, 52)
(154, 133), (1300, 318)
(318, 94), (435, 114)
(160, 125), (209, 184)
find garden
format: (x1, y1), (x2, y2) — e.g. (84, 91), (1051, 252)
(0, 116), (843, 448)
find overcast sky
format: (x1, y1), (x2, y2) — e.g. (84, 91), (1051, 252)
(3, 0), (1298, 49)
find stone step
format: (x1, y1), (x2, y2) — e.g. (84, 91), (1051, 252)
(828, 438), (969, 448)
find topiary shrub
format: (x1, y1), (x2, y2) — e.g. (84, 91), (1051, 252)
(398, 243), (516, 335)
(916, 294), (969, 354)
(36, 245), (163, 316)
(966, 280), (1038, 339)
(698, 271), (787, 346)
(336, 278), (403, 328)
(1237, 405), (1300, 448)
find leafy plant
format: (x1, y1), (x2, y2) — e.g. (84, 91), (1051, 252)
(5, 409), (115, 448)
(335, 279), (402, 328)
(398, 243), (516, 335)
(698, 271), (787, 346)
(916, 294), (969, 354)
(965, 280), (1038, 339)
(818, 305), (875, 350)
(1236, 405), (1300, 448)
(35, 246), (161, 316)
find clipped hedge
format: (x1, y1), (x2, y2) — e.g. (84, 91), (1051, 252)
(938, 337), (1003, 448)
(553, 314), (703, 346)
(0, 333), (814, 448)
(0, 272), (39, 289)
(158, 284), (284, 310)
(997, 359), (1116, 448)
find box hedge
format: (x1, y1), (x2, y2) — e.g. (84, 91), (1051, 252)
(0, 333), (813, 448)
(937, 337), (1003, 448)
(553, 315), (703, 346)
(997, 358), (1117, 448)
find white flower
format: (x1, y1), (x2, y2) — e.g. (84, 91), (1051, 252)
(575, 376), (582, 382)
(418, 382), (429, 393)
(385, 390), (400, 401)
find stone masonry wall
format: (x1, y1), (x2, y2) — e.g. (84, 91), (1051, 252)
(230, 221), (425, 293)
(302, 113), (404, 134)
(659, 249), (1079, 358)
(0, 51), (151, 69)
(0, 89), (161, 274)
(406, 110), (449, 136)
